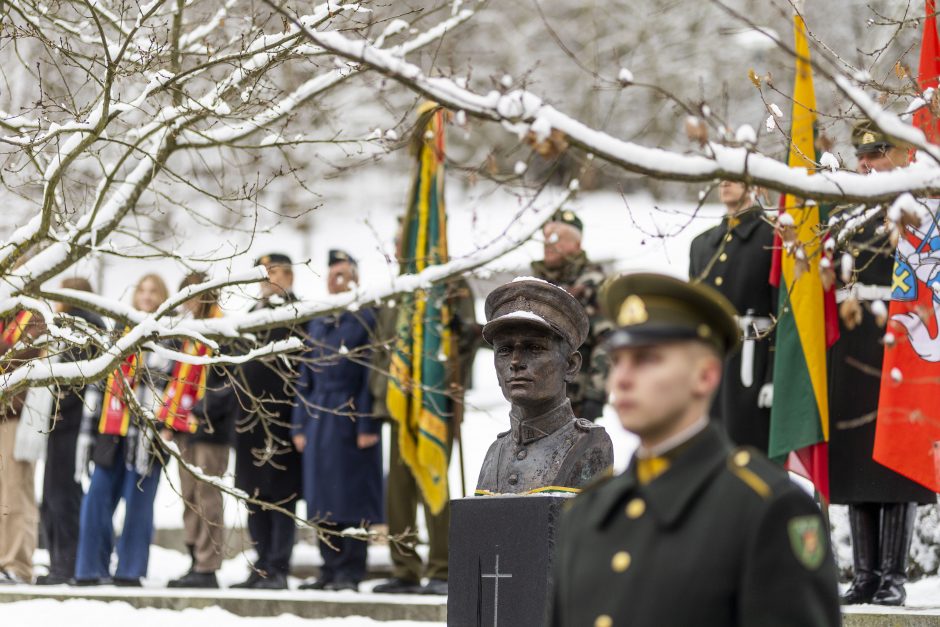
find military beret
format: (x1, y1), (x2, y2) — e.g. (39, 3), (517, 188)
(599, 273), (740, 356)
(851, 120), (897, 156)
(483, 278), (589, 350)
(254, 253), (292, 267)
(329, 249), (357, 267)
(547, 208), (583, 233)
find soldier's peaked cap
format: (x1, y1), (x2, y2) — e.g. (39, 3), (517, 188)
(483, 278), (589, 350)
(599, 273), (740, 355)
(547, 208), (583, 232)
(254, 252), (292, 267)
(852, 120), (900, 156)
(329, 249), (357, 267)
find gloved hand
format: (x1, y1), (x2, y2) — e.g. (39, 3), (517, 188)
(74, 432), (94, 484)
(757, 383), (774, 409)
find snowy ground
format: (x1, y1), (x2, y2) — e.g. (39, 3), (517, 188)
(0, 600), (444, 627)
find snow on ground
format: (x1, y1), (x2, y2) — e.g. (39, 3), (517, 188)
(0, 600), (443, 627)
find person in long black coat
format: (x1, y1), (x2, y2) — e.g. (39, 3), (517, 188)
(231, 253), (303, 590)
(37, 278), (105, 585)
(831, 123), (935, 607)
(292, 250), (381, 592)
(689, 181), (776, 452)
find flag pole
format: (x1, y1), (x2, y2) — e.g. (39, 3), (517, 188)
(449, 319), (468, 498)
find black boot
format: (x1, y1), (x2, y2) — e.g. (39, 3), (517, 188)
(841, 504), (881, 605)
(871, 502), (916, 606)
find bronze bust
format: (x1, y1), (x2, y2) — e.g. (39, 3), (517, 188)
(476, 278), (613, 494)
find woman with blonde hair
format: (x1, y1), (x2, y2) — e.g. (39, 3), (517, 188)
(74, 273), (172, 586)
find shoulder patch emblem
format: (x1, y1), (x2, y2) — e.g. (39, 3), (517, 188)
(788, 515), (826, 571)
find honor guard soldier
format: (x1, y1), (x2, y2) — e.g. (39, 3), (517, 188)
(689, 181), (776, 452)
(550, 273), (840, 627)
(830, 123), (933, 606)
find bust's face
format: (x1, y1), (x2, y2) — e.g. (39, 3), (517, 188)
(492, 323), (569, 412)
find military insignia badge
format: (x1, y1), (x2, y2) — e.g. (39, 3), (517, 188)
(617, 295), (649, 326)
(788, 515), (825, 570)
(862, 131), (876, 145)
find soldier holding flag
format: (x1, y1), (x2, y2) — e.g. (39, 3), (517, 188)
(830, 125), (934, 607)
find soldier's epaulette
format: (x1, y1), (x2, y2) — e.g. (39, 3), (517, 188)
(726, 447), (772, 500)
(574, 417), (596, 432)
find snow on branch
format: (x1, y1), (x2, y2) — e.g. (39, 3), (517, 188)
(265, 0), (940, 204)
(0, 188), (571, 392)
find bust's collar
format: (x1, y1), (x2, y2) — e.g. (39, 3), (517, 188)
(509, 399), (575, 445)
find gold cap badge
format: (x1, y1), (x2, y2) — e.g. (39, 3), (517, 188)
(618, 295), (649, 326)
(862, 132), (875, 145)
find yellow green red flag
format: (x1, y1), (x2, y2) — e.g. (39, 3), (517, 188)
(768, 12), (838, 501)
(386, 103), (453, 514)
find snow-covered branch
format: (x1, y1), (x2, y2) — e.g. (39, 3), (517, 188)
(264, 0), (940, 204)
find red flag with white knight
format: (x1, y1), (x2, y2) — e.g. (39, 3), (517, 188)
(873, 0), (940, 491)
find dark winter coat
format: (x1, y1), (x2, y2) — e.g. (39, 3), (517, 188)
(232, 294), (303, 502)
(828, 215), (935, 504)
(51, 308), (105, 433)
(185, 361), (237, 447)
(291, 309), (382, 524)
(689, 207), (776, 452)
(551, 423), (841, 627)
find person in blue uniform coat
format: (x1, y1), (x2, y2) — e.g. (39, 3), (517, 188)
(292, 249), (382, 592)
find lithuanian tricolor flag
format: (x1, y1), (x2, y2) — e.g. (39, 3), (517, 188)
(768, 12), (839, 501)
(386, 103), (453, 514)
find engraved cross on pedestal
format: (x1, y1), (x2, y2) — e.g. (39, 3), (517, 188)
(481, 552), (513, 627)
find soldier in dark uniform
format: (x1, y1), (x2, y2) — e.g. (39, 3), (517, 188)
(531, 209), (611, 421)
(550, 273), (840, 627)
(831, 125), (934, 606)
(476, 278), (613, 494)
(689, 181), (776, 452)
(231, 253), (303, 590)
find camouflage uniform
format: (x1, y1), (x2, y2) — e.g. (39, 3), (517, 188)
(531, 251), (611, 420)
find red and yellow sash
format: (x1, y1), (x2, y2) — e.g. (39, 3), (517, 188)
(0, 310), (35, 347)
(99, 353), (140, 436)
(157, 340), (209, 433)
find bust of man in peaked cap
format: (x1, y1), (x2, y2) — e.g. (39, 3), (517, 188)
(476, 278), (613, 495)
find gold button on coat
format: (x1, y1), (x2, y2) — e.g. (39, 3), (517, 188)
(626, 498), (646, 519)
(719, 253), (728, 262)
(714, 277), (724, 286)
(734, 450), (751, 466)
(611, 551), (632, 572)
(725, 233), (733, 242)
(595, 615), (613, 627)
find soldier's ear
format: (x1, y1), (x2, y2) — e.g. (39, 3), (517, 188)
(564, 350), (582, 382)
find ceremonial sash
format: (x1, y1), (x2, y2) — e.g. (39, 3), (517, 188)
(98, 353), (139, 436)
(157, 340), (209, 433)
(0, 310), (34, 346)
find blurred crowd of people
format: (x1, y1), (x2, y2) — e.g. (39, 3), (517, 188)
(0, 204), (610, 595)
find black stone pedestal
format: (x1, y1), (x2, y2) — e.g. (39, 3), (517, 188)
(447, 494), (571, 627)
